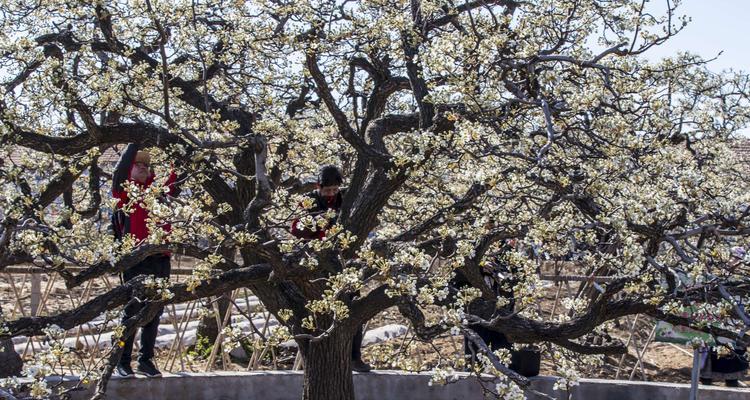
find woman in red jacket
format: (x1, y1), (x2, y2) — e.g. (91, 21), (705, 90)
(112, 143), (177, 378)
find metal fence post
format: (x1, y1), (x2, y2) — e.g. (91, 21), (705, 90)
(690, 347), (701, 400)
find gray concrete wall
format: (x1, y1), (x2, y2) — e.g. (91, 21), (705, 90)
(56, 371), (749, 400)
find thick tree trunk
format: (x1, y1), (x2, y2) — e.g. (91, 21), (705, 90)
(0, 338), (22, 377)
(301, 332), (355, 400)
(0, 307), (22, 377)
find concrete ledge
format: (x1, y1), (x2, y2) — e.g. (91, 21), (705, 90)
(47, 371), (749, 400)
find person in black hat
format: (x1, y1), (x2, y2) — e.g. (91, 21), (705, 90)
(291, 165), (372, 372)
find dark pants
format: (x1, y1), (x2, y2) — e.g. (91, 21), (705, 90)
(352, 325), (364, 360)
(700, 345), (748, 384)
(119, 255), (171, 364)
(464, 325), (540, 377)
(344, 289), (365, 361)
(464, 324), (512, 358)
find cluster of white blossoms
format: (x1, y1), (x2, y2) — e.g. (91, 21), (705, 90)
(301, 268), (365, 330)
(300, 254), (319, 271)
(41, 324), (65, 341)
(265, 326), (293, 348)
(328, 268), (364, 293)
(550, 350), (583, 392)
(196, 304), (217, 320)
(384, 274), (418, 299)
(28, 379), (52, 399)
(427, 365), (461, 387)
(221, 326), (245, 352)
(494, 378), (526, 400)
(2, 370), (55, 399)
(143, 276), (174, 301)
(7, 321), (105, 398)
(437, 287), (482, 331)
(186, 254), (224, 292)
(277, 308), (294, 323)
(416, 282), (450, 307)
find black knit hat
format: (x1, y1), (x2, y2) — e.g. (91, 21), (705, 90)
(317, 165), (343, 187)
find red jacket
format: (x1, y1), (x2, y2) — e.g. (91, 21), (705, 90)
(112, 144), (177, 244)
(291, 189), (344, 240)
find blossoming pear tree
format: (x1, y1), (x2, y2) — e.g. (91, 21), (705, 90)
(1, 0), (750, 399)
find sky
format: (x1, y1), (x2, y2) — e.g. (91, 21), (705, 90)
(644, 0), (749, 73)
(642, 0), (749, 136)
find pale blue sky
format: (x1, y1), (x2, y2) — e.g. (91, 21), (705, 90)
(646, 0), (749, 73)
(643, 0), (749, 136)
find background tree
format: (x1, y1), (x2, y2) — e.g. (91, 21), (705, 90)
(1, 1), (750, 399)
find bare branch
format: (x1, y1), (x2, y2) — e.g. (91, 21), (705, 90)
(305, 50), (390, 164)
(462, 327), (531, 388)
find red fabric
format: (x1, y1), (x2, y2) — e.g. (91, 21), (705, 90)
(290, 194), (337, 241)
(291, 216), (326, 240)
(112, 163), (177, 244)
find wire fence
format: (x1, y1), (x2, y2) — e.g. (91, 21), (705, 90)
(1, 258), (665, 380)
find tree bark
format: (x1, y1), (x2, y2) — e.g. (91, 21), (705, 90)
(0, 338), (22, 377)
(301, 331), (355, 400)
(0, 307), (22, 377)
